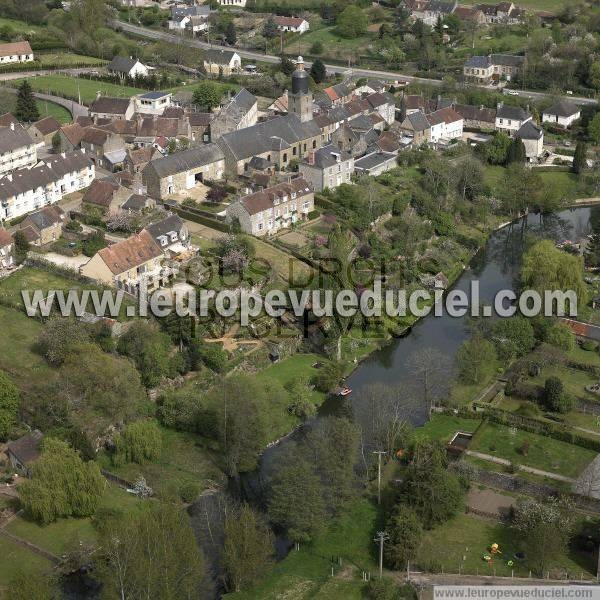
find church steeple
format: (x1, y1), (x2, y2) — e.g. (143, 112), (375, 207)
(289, 56), (312, 123)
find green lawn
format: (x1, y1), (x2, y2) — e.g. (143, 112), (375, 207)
(0, 266), (134, 320)
(12, 75), (144, 104)
(470, 421), (596, 478)
(98, 426), (224, 499)
(246, 237), (312, 284)
(415, 414), (483, 443)
(0, 305), (57, 402)
(417, 512), (595, 577)
(227, 498), (377, 600)
(0, 535), (53, 583)
(35, 99), (72, 123)
(36, 53), (106, 68)
(0, 16), (46, 34)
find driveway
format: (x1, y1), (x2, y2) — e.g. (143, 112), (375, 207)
(38, 252), (89, 271)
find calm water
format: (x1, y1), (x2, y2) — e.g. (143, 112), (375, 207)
(244, 206), (597, 497)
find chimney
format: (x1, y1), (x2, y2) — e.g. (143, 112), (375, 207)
(9, 123), (14, 131)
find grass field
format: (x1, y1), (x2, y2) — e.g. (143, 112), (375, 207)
(36, 53), (106, 68)
(458, 0), (566, 12)
(228, 498), (378, 600)
(35, 99), (72, 123)
(470, 420), (596, 477)
(283, 25), (374, 61)
(0, 535), (53, 583)
(0, 17), (46, 34)
(97, 426), (223, 499)
(246, 236), (313, 284)
(14, 75), (145, 104)
(417, 512), (595, 577)
(415, 414), (483, 443)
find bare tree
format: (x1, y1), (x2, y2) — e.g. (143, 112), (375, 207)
(405, 347), (452, 413)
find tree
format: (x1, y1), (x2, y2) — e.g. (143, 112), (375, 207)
(13, 230), (29, 264)
(367, 578), (406, 600)
(485, 132), (511, 165)
(51, 131), (62, 153)
(20, 439), (105, 524)
(280, 56), (295, 76)
(454, 156), (484, 201)
(225, 21), (237, 45)
(336, 5), (367, 38)
(399, 439), (464, 528)
(406, 347), (451, 412)
(521, 239), (587, 312)
(193, 80), (222, 110)
(572, 141), (587, 174)
(543, 376), (572, 413)
(221, 503), (274, 592)
(456, 336), (497, 384)
(268, 455), (326, 543)
(14, 80), (39, 122)
(491, 316), (535, 362)
(544, 322), (574, 352)
(512, 497), (574, 575)
(589, 61), (600, 92)
(310, 40), (324, 54)
(506, 136), (526, 164)
(263, 16), (278, 38)
(117, 321), (177, 387)
(585, 233), (600, 268)
(589, 113), (600, 145)
(112, 419), (162, 466)
(310, 58), (326, 84)
(97, 503), (207, 599)
(313, 361), (343, 393)
(188, 339), (228, 372)
(0, 371), (19, 442)
(285, 378), (316, 419)
(38, 317), (89, 366)
(384, 505), (423, 569)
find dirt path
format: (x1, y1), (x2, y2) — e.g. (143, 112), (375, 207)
(203, 323), (261, 353)
(464, 450), (576, 483)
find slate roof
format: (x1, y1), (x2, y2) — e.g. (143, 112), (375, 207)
(22, 205), (65, 232)
(7, 430), (43, 466)
(405, 110), (431, 132)
(543, 100), (580, 118)
(355, 151), (397, 171)
(516, 120), (543, 140)
(0, 41), (32, 58)
(31, 116), (61, 136)
(97, 230), (163, 275)
(203, 48), (237, 65)
(304, 144), (352, 169)
(89, 97), (131, 116)
(146, 214), (184, 241)
(163, 107), (185, 119)
(138, 117), (179, 139)
(464, 55), (492, 69)
(122, 194), (149, 211)
(188, 112), (213, 127)
(107, 56), (139, 74)
(0, 113), (18, 127)
(140, 91), (170, 100)
(238, 177), (312, 216)
(218, 114), (321, 161)
(0, 151), (91, 202)
(145, 143), (224, 178)
(0, 124), (34, 154)
(496, 104), (530, 121)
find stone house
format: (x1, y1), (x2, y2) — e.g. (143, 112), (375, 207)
(516, 121), (544, 161)
(6, 430), (43, 476)
(299, 144), (354, 192)
(226, 177), (314, 236)
(210, 88), (258, 140)
(19, 205), (66, 246)
(145, 213), (190, 254)
(142, 144), (225, 200)
(453, 104), (496, 130)
(89, 96), (135, 121)
(80, 128), (125, 164)
(203, 49), (241, 76)
(28, 117), (62, 147)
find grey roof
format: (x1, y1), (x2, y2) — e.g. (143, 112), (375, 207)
(103, 149), (127, 164)
(304, 144), (352, 169)
(90, 97), (131, 115)
(0, 151), (91, 202)
(248, 155), (273, 170)
(0, 124), (34, 154)
(213, 88), (256, 128)
(349, 114), (375, 132)
(25, 205), (65, 230)
(146, 213), (184, 240)
(454, 103), (496, 123)
(7, 430), (43, 465)
(543, 100), (580, 118)
(355, 151), (397, 171)
(218, 113), (321, 161)
(107, 56), (139, 74)
(203, 48), (237, 65)
(172, 5), (211, 17)
(428, 0), (456, 14)
(491, 53), (525, 67)
(231, 88), (256, 112)
(406, 110), (431, 132)
(464, 55), (491, 68)
(497, 104), (530, 121)
(140, 91), (170, 100)
(122, 194), (148, 211)
(516, 120), (543, 140)
(144, 143), (224, 178)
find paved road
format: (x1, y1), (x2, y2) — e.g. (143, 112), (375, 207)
(1, 85), (89, 118)
(116, 21), (598, 107)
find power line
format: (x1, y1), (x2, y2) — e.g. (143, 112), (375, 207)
(374, 531), (389, 579)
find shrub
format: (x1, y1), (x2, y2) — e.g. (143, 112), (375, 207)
(179, 480), (201, 503)
(542, 377), (573, 413)
(367, 578), (402, 600)
(112, 420), (162, 467)
(581, 340), (597, 351)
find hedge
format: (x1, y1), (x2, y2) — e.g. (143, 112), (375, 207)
(173, 208), (230, 233)
(315, 195), (337, 210)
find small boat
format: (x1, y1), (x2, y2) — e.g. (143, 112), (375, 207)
(332, 386), (352, 397)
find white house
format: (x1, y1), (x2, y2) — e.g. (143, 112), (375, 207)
(168, 5), (211, 29)
(427, 107), (463, 143)
(0, 150), (94, 221)
(516, 121), (544, 161)
(0, 41), (33, 64)
(273, 16), (310, 33)
(135, 92), (173, 116)
(107, 56), (150, 79)
(218, 0), (246, 6)
(0, 123), (37, 176)
(542, 101), (581, 129)
(495, 103), (531, 136)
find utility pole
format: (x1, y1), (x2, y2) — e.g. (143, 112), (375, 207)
(374, 531), (389, 579)
(372, 450), (386, 505)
